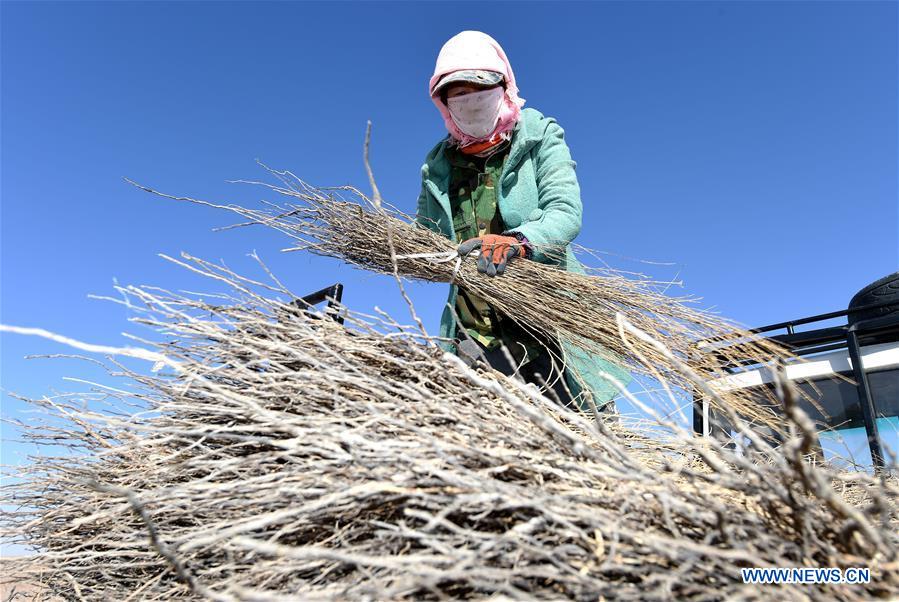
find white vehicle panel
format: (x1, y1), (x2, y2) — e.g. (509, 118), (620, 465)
(709, 342), (899, 393)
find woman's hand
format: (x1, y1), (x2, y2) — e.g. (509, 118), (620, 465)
(457, 234), (526, 277)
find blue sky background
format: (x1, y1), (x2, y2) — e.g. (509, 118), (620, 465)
(2, 1), (897, 472)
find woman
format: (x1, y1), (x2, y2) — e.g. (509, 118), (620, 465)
(415, 30), (631, 412)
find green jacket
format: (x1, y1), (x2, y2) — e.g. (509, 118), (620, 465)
(415, 107), (633, 409)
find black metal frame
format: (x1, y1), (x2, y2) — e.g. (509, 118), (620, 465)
(692, 297), (899, 471)
(290, 283), (345, 325)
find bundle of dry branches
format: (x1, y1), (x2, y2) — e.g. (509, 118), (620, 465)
(126, 169), (802, 431)
(2, 254), (897, 601)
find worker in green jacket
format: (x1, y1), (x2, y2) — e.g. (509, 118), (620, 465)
(416, 31), (633, 412)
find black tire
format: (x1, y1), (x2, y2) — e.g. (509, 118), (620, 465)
(848, 271), (899, 324)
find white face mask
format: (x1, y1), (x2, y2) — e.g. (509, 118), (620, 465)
(446, 86), (505, 138)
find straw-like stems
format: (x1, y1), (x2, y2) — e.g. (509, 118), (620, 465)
(125, 173), (801, 432)
(2, 255), (896, 600)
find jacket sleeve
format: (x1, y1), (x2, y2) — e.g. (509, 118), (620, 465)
(505, 119), (582, 264)
(414, 178), (442, 235)
(414, 178), (430, 229)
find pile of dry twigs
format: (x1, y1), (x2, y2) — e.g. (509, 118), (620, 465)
(125, 167), (808, 431)
(2, 249), (898, 600)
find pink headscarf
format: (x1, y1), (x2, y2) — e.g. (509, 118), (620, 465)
(429, 31), (526, 150)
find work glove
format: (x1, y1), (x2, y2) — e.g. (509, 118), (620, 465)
(457, 233), (524, 277)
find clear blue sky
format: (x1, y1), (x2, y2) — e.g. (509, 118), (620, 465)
(2, 2), (897, 467)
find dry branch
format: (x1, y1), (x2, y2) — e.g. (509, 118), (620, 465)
(2, 254), (897, 601)
(125, 170), (804, 431)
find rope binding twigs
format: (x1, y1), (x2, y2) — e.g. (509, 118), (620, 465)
(394, 249), (481, 279)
